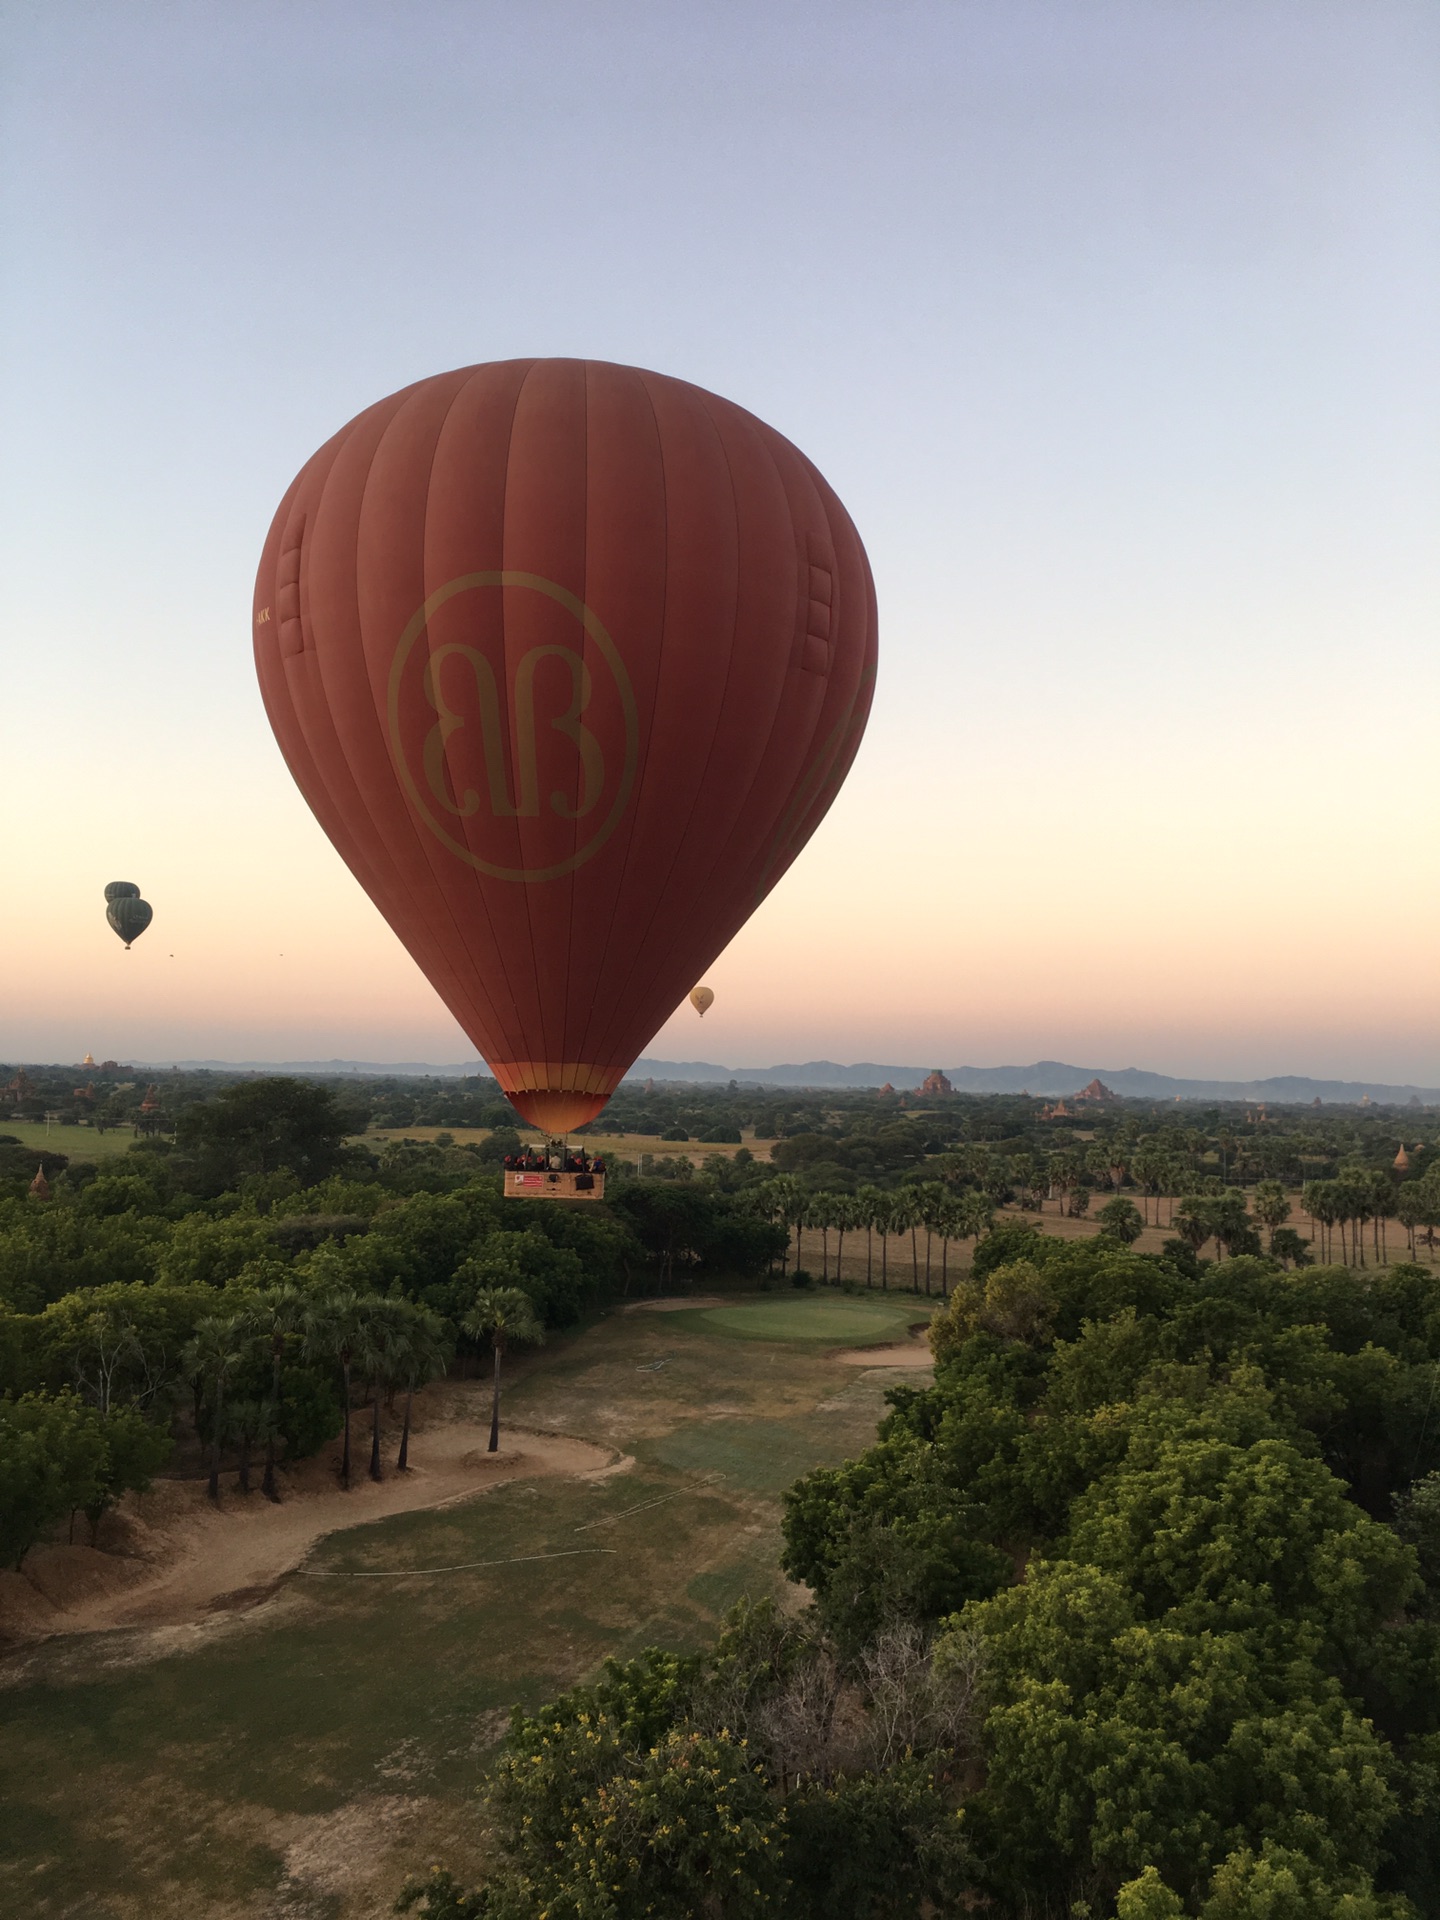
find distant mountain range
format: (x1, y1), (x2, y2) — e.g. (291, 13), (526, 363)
(127, 1055), (1440, 1105)
(628, 1058), (1440, 1106)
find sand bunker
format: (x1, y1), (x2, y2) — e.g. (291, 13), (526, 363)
(836, 1341), (935, 1369)
(0, 1380), (624, 1647)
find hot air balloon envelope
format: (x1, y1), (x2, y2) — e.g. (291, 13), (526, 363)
(254, 359), (876, 1131)
(104, 881), (141, 903)
(107, 896), (153, 949)
(689, 987), (715, 1017)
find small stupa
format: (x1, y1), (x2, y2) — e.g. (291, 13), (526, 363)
(82, 1051), (95, 1067)
(1394, 1145), (1412, 1173)
(28, 1165), (50, 1200)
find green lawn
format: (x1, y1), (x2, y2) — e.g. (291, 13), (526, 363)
(1, 1122), (136, 1160)
(665, 1294), (932, 1345)
(0, 1290), (908, 1919)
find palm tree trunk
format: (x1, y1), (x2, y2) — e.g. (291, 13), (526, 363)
(910, 1225), (920, 1292)
(263, 1344), (282, 1502)
(238, 1432), (251, 1495)
(866, 1225), (874, 1288)
(489, 1343), (503, 1453)
(924, 1230), (932, 1295)
(208, 1381), (225, 1503)
(369, 1373), (383, 1482)
(398, 1388), (414, 1471)
(880, 1231), (888, 1290)
(836, 1228), (846, 1284)
(820, 1225), (829, 1281)
(339, 1360), (353, 1488)
(940, 1235), (949, 1300)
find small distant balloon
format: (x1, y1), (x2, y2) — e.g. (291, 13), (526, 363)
(105, 884), (153, 950)
(689, 986), (715, 1018)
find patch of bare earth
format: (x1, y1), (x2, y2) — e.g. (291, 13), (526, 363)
(0, 1377), (624, 1650)
(835, 1341), (935, 1369)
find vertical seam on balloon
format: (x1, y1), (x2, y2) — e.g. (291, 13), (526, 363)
(302, 404), (478, 1030)
(605, 398), (802, 1065)
(570, 365), (669, 1082)
(756, 482), (871, 890)
(557, 361), (589, 1082)
(587, 374), (748, 1067)
(359, 380), (492, 1051)
(422, 364), (533, 1063)
(501, 359), (551, 1084)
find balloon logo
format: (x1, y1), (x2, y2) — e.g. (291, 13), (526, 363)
(104, 882), (153, 950)
(254, 359), (876, 1132)
(387, 573), (639, 882)
(689, 987), (715, 1017)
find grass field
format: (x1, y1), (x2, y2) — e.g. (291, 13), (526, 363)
(0, 1121), (137, 1160)
(0, 1290), (910, 1919)
(666, 1295), (929, 1345)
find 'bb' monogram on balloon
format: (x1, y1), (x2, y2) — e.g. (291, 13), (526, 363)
(388, 572), (638, 883)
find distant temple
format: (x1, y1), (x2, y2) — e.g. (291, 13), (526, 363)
(1394, 1145), (1412, 1173)
(82, 1051), (96, 1067)
(919, 1069), (953, 1097)
(28, 1165), (50, 1200)
(878, 1083), (895, 1096)
(1040, 1098), (1073, 1120)
(1073, 1078), (1118, 1105)
(1, 1069), (34, 1107)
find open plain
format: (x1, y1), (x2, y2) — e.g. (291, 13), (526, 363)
(0, 1289), (932, 1920)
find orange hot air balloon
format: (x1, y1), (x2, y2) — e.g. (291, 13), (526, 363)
(254, 360), (876, 1132)
(689, 987), (715, 1017)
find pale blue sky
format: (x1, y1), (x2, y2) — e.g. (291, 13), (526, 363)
(3, 2), (1437, 1078)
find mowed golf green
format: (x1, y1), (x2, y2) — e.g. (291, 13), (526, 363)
(667, 1295), (931, 1344)
(0, 1289), (927, 1920)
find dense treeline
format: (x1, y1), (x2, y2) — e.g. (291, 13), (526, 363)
(0, 1080), (782, 1568)
(407, 1224), (1440, 1918)
(6, 1061), (1438, 1190)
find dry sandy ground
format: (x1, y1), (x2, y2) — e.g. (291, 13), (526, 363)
(0, 1378), (624, 1649)
(836, 1340), (935, 1369)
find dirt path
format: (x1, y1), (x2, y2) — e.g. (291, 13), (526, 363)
(0, 1379), (625, 1646)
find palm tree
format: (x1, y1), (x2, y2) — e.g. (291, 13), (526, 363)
(245, 1285), (306, 1503)
(768, 1175), (804, 1276)
(831, 1192), (861, 1285)
(932, 1193), (963, 1298)
(303, 1288), (373, 1490)
(463, 1287), (545, 1452)
(916, 1182), (952, 1295)
(960, 1190), (993, 1270)
(183, 1314), (248, 1503)
(806, 1192), (833, 1281)
(226, 1398), (278, 1496)
(889, 1187), (922, 1292)
(1251, 1179), (1290, 1251)
(855, 1185), (884, 1288)
(356, 1306), (406, 1483)
(391, 1308), (452, 1471)
(874, 1191), (895, 1290)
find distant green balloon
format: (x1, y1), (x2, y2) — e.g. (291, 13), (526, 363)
(104, 881), (141, 904)
(106, 893), (153, 949)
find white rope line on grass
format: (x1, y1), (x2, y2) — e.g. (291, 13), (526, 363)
(573, 1492), (681, 1532)
(296, 1547), (619, 1579)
